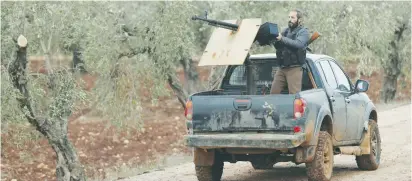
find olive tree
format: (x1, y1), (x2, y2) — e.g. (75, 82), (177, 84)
(4, 3), (119, 181)
(0, 2), (105, 180)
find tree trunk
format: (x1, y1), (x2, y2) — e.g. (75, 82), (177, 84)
(380, 22), (406, 103)
(72, 47), (87, 74)
(167, 73), (188, 109)
(180, 58), (201, 94)
(45, 123), (86, 181)
(8, 35), (86, 181)
(207, 65), (228, 90)
(381, 74), (398, 103)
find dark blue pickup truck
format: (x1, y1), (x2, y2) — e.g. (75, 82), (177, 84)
(184, 53), (381, 181)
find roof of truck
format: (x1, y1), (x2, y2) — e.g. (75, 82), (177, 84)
(249, 53), (331, 62)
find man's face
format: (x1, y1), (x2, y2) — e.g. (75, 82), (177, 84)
(288, 11), (299, 29)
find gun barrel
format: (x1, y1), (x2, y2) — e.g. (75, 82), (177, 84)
(192, 15), (239, 31)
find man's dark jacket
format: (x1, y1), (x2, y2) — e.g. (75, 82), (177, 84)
(274, 25), (310, 68)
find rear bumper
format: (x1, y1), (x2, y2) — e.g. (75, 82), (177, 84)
(185, 133), (306, 149)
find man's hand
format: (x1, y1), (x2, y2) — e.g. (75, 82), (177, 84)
(276, 33), (282, 41)
(279, 28), (310, 49)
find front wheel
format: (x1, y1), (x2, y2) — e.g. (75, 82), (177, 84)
(356, 119), (381, 170)
(306, 131), (334, 181)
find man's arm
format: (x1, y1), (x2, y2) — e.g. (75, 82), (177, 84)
(280, 28), (310, 49)
(273, 28), (288, 49)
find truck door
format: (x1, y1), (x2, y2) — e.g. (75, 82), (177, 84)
(328, 60), (362, 141)
(316, 60), (348, 142)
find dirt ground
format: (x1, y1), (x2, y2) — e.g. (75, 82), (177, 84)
(1, 62), (411, 181)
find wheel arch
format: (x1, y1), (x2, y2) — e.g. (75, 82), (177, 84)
(320, 114), (333, 136)
(369, 109), (378, 123)
(309, 106), (333, 146)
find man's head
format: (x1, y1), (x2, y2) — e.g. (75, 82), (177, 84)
(288, 9), (304, 29)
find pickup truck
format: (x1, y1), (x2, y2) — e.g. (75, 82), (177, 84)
(184, 53), (381, 181)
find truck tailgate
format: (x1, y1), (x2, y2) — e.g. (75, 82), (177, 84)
(189, 94), (297, 132)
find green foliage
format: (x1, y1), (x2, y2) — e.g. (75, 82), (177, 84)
(1, 70), (26, 126)
(1, 2), (88, 126)
(1, 1), (411, 130)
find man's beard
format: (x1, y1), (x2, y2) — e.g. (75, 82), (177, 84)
(288, 21), (298, 29)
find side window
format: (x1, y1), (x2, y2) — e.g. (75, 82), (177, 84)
(315, 62), (327, 86)
(319, 61), (338, 89)
(329, 61), (352, 92)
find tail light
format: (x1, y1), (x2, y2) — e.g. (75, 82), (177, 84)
(293, 126), (301, 133)
(185, 100), (193, 120)
(294, 98), (306, 119)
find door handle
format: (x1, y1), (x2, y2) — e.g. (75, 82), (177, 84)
(345, 98), (351, 103)
(330, 96), (335, 102)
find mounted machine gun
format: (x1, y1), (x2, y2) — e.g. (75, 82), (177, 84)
(191, 11), (321, 94)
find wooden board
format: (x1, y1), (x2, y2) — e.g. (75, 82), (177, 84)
(198, 18), (262, 66)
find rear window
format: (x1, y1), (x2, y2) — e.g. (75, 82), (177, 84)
(226, 60), (279, 86)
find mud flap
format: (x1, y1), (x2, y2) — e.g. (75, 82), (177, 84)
(295, 146), (316, 163)
(360, 122), (371, 155)
(194, 148), (215, 166)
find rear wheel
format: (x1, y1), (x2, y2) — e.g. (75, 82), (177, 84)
(306, 131), (334, 181)
(195, 158), (224, 181)
(356, 119), (381, 170)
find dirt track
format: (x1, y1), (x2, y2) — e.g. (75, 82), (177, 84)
(122, 104), (411, 181)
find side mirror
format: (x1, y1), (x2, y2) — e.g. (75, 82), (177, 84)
(354, 79), (369, 93)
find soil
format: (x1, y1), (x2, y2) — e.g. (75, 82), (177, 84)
(1, 62), (410, 181)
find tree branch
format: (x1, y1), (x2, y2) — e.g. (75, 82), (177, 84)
(167, 73), (188, 109)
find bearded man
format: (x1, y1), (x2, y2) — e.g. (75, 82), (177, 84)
(270, 9), (310, 94)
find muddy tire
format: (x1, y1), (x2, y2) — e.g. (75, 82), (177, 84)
(356, 119), (381, 170)
(195, 160), (224, 181)
(306, 131), (334, 181)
